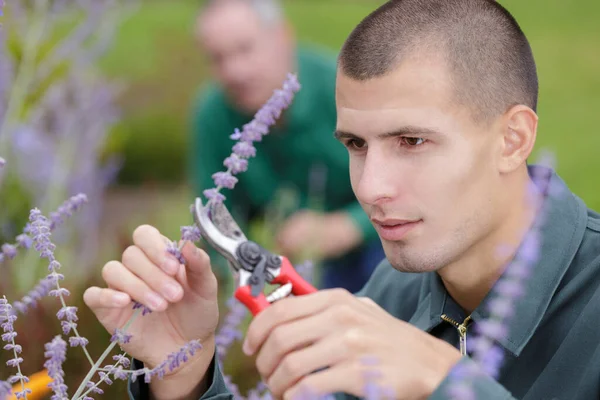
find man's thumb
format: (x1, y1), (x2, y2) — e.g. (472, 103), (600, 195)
(180, 241), (217, 294)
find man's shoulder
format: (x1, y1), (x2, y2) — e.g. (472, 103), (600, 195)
(355, 259), (427, 321)
(586, 206), (600, 234)
(576, 204), (600, 266)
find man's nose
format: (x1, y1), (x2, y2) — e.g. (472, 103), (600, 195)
(220, 57), (250, 83)
(354, 148), (399, 206)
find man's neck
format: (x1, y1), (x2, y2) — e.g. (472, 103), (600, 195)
(438, 177), (538, 314)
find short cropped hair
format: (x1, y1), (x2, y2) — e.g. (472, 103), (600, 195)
(338, 0), (539, 122)
(200, 0), (284, 27)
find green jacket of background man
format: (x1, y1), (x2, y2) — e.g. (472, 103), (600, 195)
(129, 166), (600, 399)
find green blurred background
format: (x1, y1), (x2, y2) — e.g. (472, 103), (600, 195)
(1, 0), (599, 398)
(101, 0), (600, 241)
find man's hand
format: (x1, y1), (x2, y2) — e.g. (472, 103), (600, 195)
(83, 225), (219, 400)
(276, 210), (362, 260)
(243, 289), (462, 399)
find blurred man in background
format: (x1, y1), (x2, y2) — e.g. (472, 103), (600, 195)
(189, 0), (384, 293)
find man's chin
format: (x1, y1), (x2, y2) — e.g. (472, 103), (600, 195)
(383, 245), (440, 273)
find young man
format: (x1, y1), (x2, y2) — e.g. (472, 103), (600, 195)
(189, 0), (384, 293)
(84, 0), (600, 399)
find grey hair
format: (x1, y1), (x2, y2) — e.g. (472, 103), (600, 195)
(201, 0), (284, 26)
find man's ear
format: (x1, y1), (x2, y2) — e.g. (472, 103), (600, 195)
(498, 105), (538, 173)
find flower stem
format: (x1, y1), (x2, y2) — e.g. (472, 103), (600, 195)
(70, 308), (141, 400)
(74, 354), (127, 400)
(53, 278), (95, 367)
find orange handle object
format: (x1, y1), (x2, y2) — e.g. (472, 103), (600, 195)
(10, 369), (52, 400)
(235, 257), (317, 316)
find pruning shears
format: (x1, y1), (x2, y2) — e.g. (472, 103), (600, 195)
(193, 197), (317, 316)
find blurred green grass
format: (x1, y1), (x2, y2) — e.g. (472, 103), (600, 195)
(101, 0), (600, 210)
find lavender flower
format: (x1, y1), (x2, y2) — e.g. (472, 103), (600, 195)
(447, 152), (557, 398)
(110, 328), (132, 345)
(0, 381), (11, 400)
(166, 240), (185, 265)
(43, 335), (69, 399)
(130, 340), (203, 384)
(202, 73), (301, 205)
(0, 297), (30, 400)
(215, 297), (248, 363)
(132, 301), (152, 316)
(3, 194), (89, 315)
(29, 208), (94, 359)
(48, 193), (88, 230)
(180, 225), (202, 242)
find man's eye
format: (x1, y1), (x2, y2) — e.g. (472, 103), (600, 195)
(346, 139), (366, 150)
(401, 137), (426, 146)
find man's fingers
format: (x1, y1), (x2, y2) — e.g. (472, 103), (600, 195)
(283, 361), (368, 400)
(122, 245), (184, 303)
(266, 333), (347, 398)
(244, 288), (354, 355)
(180, 241), (211, 276)
(83, 286), (131, 310)
(83, 287), (133, 331)
(255, 307), (338, 379)
(132, 224), (180, 276)
(102, 260), (168, 312)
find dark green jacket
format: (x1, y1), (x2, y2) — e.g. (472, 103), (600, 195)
(188, 44), (377, 244)
(130, 168), (600, 399)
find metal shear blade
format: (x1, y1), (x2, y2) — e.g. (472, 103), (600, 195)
(193, 197), (246, 270)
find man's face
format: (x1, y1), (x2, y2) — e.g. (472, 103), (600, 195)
(197, 2), (289, 113)
(335, 53), (506, 273)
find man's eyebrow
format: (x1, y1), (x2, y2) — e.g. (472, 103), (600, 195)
(333, 126), (442, 141)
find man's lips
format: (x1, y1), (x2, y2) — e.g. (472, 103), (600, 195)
(371, 218), (422, 241)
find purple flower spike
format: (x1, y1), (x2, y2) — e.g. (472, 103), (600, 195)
(48, 193), (88, 230)
(61, 321), (77, 335)
(111, 328), (132, 345)
(1, 244), (17, 260)
(113, 354), (131, 368)
(1, 298), (30, 396)
(69, 336), (90, 347)
(447, 152), (556, 399)
(0, 381), (12, 399)
(475, 319), (508, 342)
(212, 171), (238, 189)
(43, 336), (69, 400)
(166, 241), (185, 265)
(197, 73), (300, 213)
(232, 141), (257, 158)
(15, 234), (32, 249)
(133, 301), (152, 316)
(203, 188), (226, 204)
(180, 225), (202, 242)
(57, 306), (78, 322)
(230, 128), (242, 140)
(223, 154), (248, 174)
(136, 340), (203, 383)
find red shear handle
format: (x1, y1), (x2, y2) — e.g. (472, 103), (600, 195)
(271, 256), (317, 296)
(234, 257), (317, 316)
(235, 286), (270, 316)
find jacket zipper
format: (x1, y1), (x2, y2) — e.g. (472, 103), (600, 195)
(440, 314), (473, 356)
